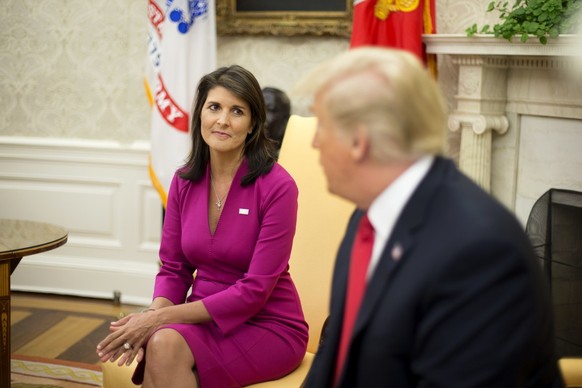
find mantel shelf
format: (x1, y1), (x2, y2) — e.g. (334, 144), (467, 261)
(423, 34), (582, 57)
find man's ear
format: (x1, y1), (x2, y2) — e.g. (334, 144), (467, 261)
(351, 125), (369, 162)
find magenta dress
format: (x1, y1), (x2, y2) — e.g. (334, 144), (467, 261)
(132, 159), (308, 387)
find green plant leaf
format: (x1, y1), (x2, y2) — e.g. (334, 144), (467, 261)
(465, 0), (577, 43)
(503, 30), (514, 40)
(466, 23), (478, 37)
(528, 21), (540, 32)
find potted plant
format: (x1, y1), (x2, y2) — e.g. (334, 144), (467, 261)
(466, 0), (581, 44)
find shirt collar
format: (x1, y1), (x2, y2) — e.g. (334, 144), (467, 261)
(368, 155), (434, 241)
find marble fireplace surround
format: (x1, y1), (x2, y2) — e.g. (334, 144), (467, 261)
(424, 34), (582, 224)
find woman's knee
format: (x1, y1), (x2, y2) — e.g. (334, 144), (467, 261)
(146, 329), (194, 366)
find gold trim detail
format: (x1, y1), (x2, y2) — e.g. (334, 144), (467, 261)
(374, 0), (419, 21)
(216, 0), (353, 37)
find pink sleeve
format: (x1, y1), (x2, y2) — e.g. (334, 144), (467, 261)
(153, 174), (195, 305)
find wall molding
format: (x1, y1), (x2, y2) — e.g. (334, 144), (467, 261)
(0, 137), (161, 305)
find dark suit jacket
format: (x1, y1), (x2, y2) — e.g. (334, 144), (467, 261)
(304, 157), (561, 387)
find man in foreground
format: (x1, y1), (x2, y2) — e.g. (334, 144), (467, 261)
(297, 47), (562, 387)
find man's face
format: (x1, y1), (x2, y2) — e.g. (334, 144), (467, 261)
(311, 91), (353, 198)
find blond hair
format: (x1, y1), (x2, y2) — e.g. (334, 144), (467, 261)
(296, 47), (447, 162)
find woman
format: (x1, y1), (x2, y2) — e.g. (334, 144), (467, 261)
(97, 65), (308, 387)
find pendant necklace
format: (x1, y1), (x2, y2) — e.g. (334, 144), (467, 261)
(210, 176), (228, 210)
(210, 159), (240, 211)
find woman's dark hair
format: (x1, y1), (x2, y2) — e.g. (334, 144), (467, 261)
(179, 65), (277, 186)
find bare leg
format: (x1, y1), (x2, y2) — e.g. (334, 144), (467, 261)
(142, 329), (198, 388)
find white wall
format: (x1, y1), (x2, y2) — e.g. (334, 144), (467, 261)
(0, 137), (161, 305)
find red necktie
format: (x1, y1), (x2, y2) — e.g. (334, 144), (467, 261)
(335, 214), (375, 384)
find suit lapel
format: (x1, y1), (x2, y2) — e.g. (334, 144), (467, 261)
(322, 209), (360, 377)
(353, 157), (452, 335)
(331, 209), (361, 316)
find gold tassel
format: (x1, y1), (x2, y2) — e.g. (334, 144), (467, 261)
(375, 0), (419, 21)
(375, 0), (395, 20)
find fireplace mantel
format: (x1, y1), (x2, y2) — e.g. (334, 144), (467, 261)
(424, 33), (581, 57)
(423, 34), (582, 219)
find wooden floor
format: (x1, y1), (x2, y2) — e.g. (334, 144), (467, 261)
(10, 291), (144, 365)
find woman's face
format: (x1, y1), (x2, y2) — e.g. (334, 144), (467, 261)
(201, 86), (252, 156)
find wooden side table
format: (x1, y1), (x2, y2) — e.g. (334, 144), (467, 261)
(0, 219), (68, 386)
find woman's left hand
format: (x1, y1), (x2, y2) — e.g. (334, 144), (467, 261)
(96, 310), (159, 366)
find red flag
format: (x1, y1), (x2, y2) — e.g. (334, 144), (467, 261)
(350, 0), (436, 70)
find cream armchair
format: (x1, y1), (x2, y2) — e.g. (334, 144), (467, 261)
(101, 115), (354, 387)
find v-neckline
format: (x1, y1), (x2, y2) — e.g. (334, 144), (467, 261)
(207, 159), (246, 237)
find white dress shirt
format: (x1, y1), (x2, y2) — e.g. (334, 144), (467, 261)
(366, 156), (434, 279)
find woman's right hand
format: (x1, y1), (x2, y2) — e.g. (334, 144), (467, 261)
(96, 309), (161, 366)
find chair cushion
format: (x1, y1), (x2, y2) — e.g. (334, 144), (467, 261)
(101, 359), (137, 388)
(245, 352), (314, 387)
(560, 358), (582, 387)
(101, 352), (314, 388)
(277, 115), (353, 353)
